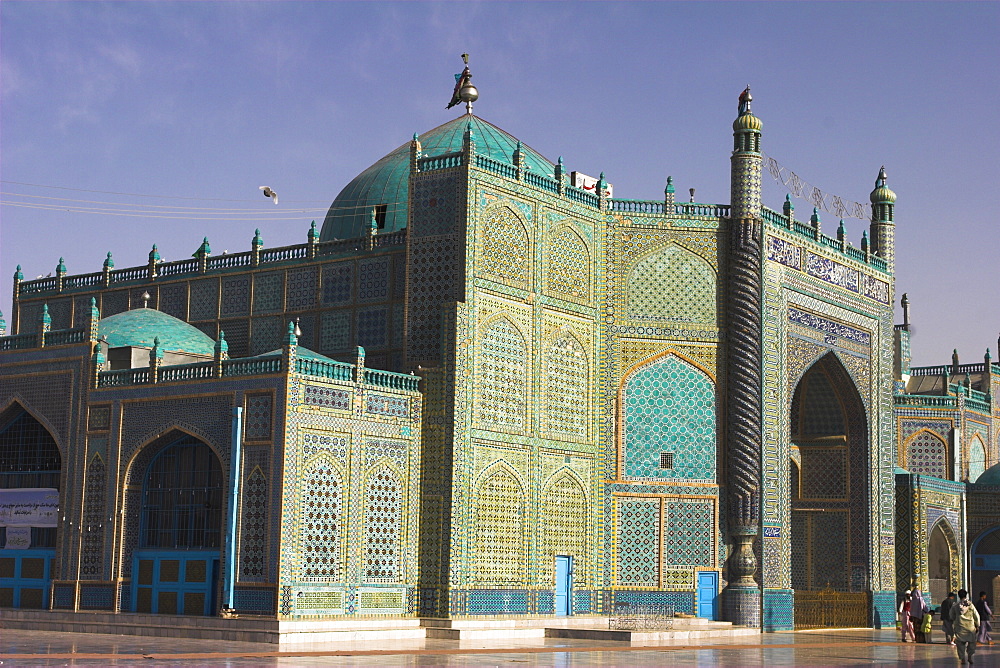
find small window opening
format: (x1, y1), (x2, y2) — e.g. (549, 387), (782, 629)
(659, 452), (674, 469)
(374, 204), (388, 230)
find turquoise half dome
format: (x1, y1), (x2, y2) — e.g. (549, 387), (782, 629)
(320, 115), (554, 241)
(98, 308), (215, 356)
(975, 462), (1000, 485)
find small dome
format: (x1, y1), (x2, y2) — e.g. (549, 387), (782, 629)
(975, 462), (1000, 486)
(869, 166), (896, 203)
(98, 308), (215, 356)
(320, 115), (554, 241)
(733, 113), (763, 132)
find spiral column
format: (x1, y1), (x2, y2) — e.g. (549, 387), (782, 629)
(722, 87), (763, 627)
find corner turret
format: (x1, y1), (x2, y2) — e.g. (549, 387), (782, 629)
(869, 166), (896, 270)
(730, 86), (763, 220)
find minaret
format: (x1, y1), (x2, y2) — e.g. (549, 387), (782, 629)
(723, 86), (763, 628)
(869, 167), (896, 271)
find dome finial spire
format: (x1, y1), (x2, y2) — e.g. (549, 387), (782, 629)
(447, 53), (478, 114)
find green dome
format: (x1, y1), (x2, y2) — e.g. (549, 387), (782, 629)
(975, 462), (1000, 485)
(733, 113), (763, 132)
(98, 308), (215, 356)
(320, 114), (554, 241)
(870, 185), (897, 204)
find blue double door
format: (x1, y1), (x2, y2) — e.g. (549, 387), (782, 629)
(133, 551), (219, 616)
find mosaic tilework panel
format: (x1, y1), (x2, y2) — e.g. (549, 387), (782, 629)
(366, 394), (409, 418)
(220, 319), (249, 358)
(72, 295), (92, 327)
(788, 307), (871, 347)
(547, 226), (590, 302)
(626, 245), (717, 325)
(244, 394), (272, 441)
(320, 311), (352, 354)
(365, 438), (408, 470)
(612, 590), (695, 615)
(298, 456), (343, 581)
(194, 321), (217, 340)
(357, 307), (387, 350)
(663, 500), (713, 566)
(101, 290), (128, 317)
(234, 587), (275, 615)
(464, 590), (529, 615)
(79, 584), (115, 610)
(968, 436), (987, 482)
(303, 385), (351, 410)
(406, 236), (460, 362)
(363, 466), (403, 583)
(792, 511), (849, 591)
(411, 172), (460, 238)
(88, 406), (110, 431)
(249, 316), (282, 356)
(158, 283), (187, 320)
(905, 431), (947, 478)
(392, 256), (407, 299)
(220, 276), (250, 317)
(240, 468), (267, 581)
(358, 258), (390, 303)
(622, 354), (716, 480)
(391, 303), (404, 348)
(479, 206), (529, 289)
(188, 279), (219, 321)
(472, 467), (525, 586)
(322, 263), (353, 306)
(80, 454), (106, 579)
(544, 335), (589, 441)
(540, 473), (588, 584)
(295, 313), (316, 350)
(762, 589), (794, 631)
(616, 498), (660, 586)
(798, 448), (846, 499)
(52, 584), (74, 610)
(286, 267), (318, 310)
(476, 318), (527, 433)
(805, 253), (859, 294)
(46, 299), (72, 330)
(301, 433), (349, 460)
(253, 272), (283, 314)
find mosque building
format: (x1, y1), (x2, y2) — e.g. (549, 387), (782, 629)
(1, 62), (997, 636)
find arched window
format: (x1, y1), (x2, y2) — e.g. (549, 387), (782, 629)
(625, 245), (717, 325)
(621, 354), (716, 480)
(364, 466), (403, 583)
(298, 457), (344, 581)
(476, 318), (528, 433)
(544, 334), (588, 440)
(540, 473), (587, 583)
(0, 408), (61, 549)
(547, 226), (589, 302)
(480, 206), (529, 288)
(472, 466), (525, 585)
(140, 435), (222, 549)
(905, 431), (947, 479)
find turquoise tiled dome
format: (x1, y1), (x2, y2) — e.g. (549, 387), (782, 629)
(320, 115), (554, 241)
(975, 462), (1000, 485)
(98, 308), (215, 356)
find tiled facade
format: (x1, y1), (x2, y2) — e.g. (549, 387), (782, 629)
(5, 82), (994, 631)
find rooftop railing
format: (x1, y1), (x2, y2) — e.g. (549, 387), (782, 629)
(364, 367), (420, 392)
(894, 394), (957, 408)
(761, 205), (888, 273)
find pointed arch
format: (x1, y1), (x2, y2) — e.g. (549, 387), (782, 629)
(968, 434), (987, 482)
(0, 397), (64, 461)
(904, 428), (949, 479)
(928, 518), (960, 596)
(539, 468), (588, 585)
(297, 453), (346, 581)
(625, 243), (718, 325)
(544, 330), (589, 441)
(475, 314), (528, 434)
(471, 462), (525, 585)
(789, 351), (870, 593)
(363, 462), (404, 583)
(618, 352), (717, 481)
(479, 205), (530, 288)
(546, 224), (590, 302)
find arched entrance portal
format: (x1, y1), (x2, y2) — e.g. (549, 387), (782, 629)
(789, 354), (871, 628)
(0, 405), (60, 609)
(928, 521), (957, 605)
(130, 433), (223, 616)
(971, 527), (1000, 609)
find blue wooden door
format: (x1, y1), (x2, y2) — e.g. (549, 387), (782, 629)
(555, 556), (573, 616)
(133, 551), (219, 616)
(696, 571), (718, 620)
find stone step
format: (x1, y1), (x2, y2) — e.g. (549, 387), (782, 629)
(547, 626), (760, 643)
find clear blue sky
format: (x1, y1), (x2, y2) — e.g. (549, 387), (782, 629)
(2, 1), (997, 365)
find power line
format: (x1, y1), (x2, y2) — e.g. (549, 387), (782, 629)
(0, 179), (331, 203)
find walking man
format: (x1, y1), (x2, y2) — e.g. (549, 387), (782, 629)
(941, 591), (957, 645)
(974, 591), (993, 645)
(951, 589), (981, 665)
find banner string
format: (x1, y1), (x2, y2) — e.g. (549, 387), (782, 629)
(761, 152), (871, 221)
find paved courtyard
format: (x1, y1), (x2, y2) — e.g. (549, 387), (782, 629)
(1, 627), (996, 666)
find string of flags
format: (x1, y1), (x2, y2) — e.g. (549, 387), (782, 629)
(762, 152), (872, 221)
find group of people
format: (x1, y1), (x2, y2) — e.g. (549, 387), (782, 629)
(900, 587), (993, 664)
